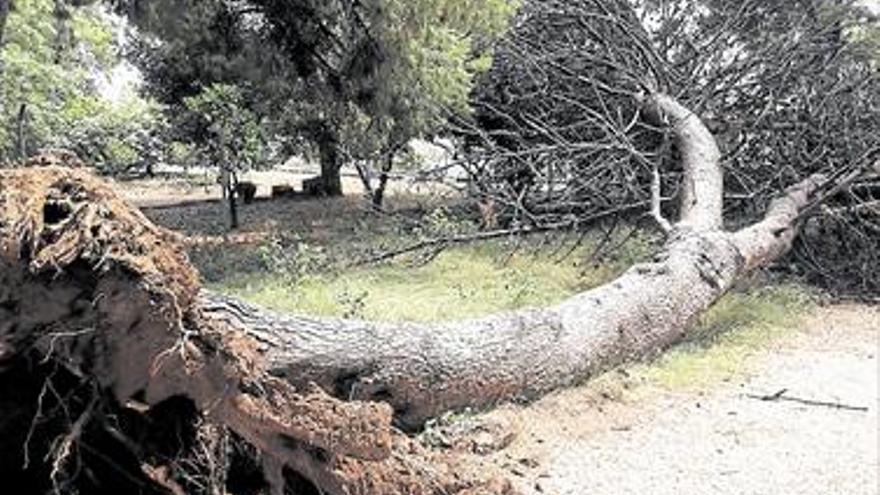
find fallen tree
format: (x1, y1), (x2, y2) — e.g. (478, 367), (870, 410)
(198, 94), (876, 430)
(2, 88), (876, 494)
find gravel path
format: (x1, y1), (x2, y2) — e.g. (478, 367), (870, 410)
(477, 304), (878, 495)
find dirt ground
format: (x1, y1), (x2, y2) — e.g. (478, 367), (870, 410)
(469, 304), (879, 495)
(114, 168), (456, 209)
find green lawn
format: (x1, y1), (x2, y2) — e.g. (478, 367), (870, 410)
(211, 232), (655, 322)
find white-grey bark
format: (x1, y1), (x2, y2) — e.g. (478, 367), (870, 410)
(201, 181), (819, 429)
(645, 93), (724, 231)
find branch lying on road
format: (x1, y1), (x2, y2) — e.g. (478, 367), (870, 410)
(746, 389), (869, 413)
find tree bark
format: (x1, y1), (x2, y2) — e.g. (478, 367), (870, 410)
(199, 174), (826, 429)
(190, 93), (843, 429)
(371, 153), (393, 208)
(643, 93), (723, 231)
(317, 123), (343, 196)
(226, 169), (239, 230)
(16, 103), (27, 159)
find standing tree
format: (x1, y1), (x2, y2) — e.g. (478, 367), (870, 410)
(0, 0), (164, 169)
(119, 0), (515, 199)
(183, 83), (264, 229)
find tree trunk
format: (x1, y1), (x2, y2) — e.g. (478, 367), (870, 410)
(227, 170), (239, 230)
(317, 125), (343, 197)
(52, 0), (70, 64)
(371, 152), (394, 209)
(199, 174), (826, 429)
(354, 160), (375, 199)
(1, 93), (870, 494)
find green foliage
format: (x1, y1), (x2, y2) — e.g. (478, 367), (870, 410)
(257, 234), (331, 286)
(166, 140), (201, 169)
(125, 0), (518, 183)
(392, 0), (515, 107)
(847, 8), (880, 64)
(338, 0), (519, 175)
(62, 94), (167, 173)
(181, 83), (265, 172)
(70, 6), (116, 67)
(0, 0), (165, 171)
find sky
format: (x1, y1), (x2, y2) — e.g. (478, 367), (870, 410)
(862, 0), (880, 14)
(96, 62), (141, 103)
(94, 7), (142, 104)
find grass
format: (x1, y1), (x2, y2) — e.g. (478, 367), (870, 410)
(210, 231), (656, 322)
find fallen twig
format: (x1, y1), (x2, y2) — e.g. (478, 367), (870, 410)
(746, 389), (869, 412)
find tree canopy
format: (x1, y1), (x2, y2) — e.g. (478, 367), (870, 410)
(0, 0), (165, 172)
(119, 0), (517, 195)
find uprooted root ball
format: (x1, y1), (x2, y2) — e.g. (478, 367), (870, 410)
(0, 166), (513, 494)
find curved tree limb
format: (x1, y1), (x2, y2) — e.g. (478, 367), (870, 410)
(642, 93), (724, 231)
(200, 174), (822, 429)
(195, 94), (833, 430)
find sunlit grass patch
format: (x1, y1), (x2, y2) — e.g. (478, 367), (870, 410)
(210, 231), (655, 322)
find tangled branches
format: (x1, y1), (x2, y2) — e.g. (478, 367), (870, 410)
(456, 0), (880, 295)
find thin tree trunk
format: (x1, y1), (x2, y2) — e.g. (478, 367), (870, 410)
(16, 103), (26, 159)
(372, 172), (388, 208)
(52, 0), (70, 64)
(317, 126), (343, 196)
(226, 169), (239, 230)
(371, 150), (396, 209)
(353, 160), (375, 198)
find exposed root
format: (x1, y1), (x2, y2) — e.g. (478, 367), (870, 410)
(49, 391), (98, 494)
(0, 166), (512, 494)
